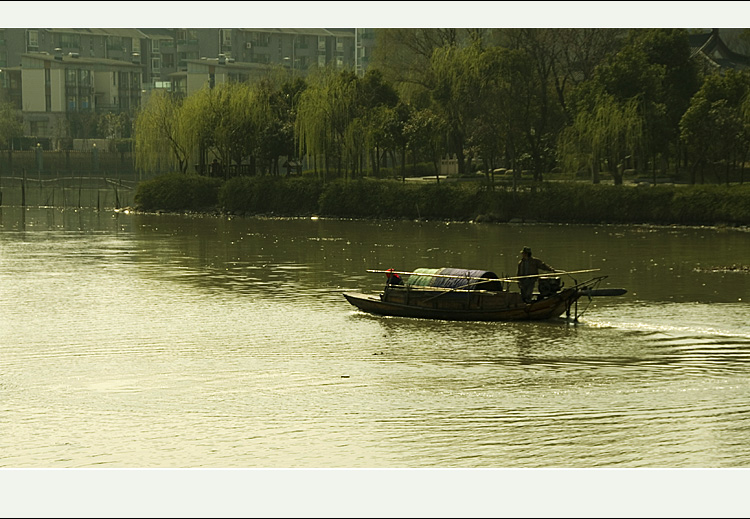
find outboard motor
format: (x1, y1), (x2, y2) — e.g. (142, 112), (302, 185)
(538, 277), (562, 298)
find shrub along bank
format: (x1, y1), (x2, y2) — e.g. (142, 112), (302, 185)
(133, 172), (223, 212)
(133, 174), (750, 227)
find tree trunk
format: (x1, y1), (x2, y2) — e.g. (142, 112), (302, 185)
(456, 146), (465, 176)
(726, 159), (731, 186)
(400, 147), (406, 180)
(591, 156), (600, 185)
(689, 160), (698, 185)
(614, 161), (624, 186)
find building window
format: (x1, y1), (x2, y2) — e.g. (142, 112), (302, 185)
(221, 29), (232, 49)
(152, 57), (161, 72)
(252, 32), (270, 48)
(58, 33), (80, 49)
(318, 55), (326, 67)
(336, 56), (343, 68)
(67, 96), (76, 111)
(78, 69), (92, 87)
(318, 36), (326, 51)
(177, 29), (198, 45)
(107, 36), (122, 50)
(44, 69), (51, 86)
(27, 29), (39, 50)
(65, 69), (77, 87)
(30, 121), (47, 136)
(336, 37), (343, 52)
(133, 38), (141, 54)
(177, 51), (199, 69)
(80, 95), (91, 111)
(152, 39), (160, 52)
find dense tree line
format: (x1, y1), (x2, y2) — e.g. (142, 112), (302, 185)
(133, 28), (750, 186)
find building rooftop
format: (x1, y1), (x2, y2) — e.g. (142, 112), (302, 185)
(45, 28), (147, 39)
(689, 29), (750, 70)
(21, 52), (143, 69)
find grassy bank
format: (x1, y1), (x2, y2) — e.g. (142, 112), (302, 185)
(133, 174), (750, 227)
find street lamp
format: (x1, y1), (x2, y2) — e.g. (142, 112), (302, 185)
(283, 35), (299, 76)
(92, 142), (99, 174)
(36, 142), (43, 177)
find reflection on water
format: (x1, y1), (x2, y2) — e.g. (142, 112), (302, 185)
(1, 206), (750, 468)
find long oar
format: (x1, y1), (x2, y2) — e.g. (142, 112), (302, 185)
(367, 268), (600, 284)
(507, 268), (600, 281)
(367, 269), (496, 281)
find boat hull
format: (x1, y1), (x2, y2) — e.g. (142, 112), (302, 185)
(343, 287), (582, 322)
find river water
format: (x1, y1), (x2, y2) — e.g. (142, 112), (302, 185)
(1, 206), (750, 472)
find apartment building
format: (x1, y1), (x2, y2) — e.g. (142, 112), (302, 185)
(1, 28), (363, 89)
(0, 28), (373, 142)
(169, 28), (361, 96)
(20, 51), (142, 140)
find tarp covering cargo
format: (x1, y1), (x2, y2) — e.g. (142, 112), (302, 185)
(405, 267), (502, 291)
(405, 268), (443, 287)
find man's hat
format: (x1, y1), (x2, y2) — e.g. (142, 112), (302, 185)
(521, 246), (532, 254)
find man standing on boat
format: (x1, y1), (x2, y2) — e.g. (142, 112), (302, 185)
(517, 247), (556, 303)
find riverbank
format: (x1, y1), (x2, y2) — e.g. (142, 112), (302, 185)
(132, 173), (750, 227)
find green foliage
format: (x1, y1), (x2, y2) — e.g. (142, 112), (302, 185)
(0, 101), (23, 150)
(219, 176), (324, 216)
(317, 179), (482, 219)
(134, 172), (222, 212)
(563, 29), (702, 181)
(558, 91), (643, 184)
(131, 29), (750, 199)
(135, 90), (190, 174)
(680, 70), (750, 182)
(135, 173), (750, 226)
(523, 183), (750, 225)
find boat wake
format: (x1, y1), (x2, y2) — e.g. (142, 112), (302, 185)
(582, 301), (750, 343)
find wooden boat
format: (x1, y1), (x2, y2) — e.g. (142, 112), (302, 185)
(343, 267), (626, 322)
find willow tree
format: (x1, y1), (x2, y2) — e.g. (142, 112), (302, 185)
(296, 67), (359, 179)
(741, 93), (750, 184)
(179, 81), (272, 176)
(372, 28), (489, 104)
(558, 93), (643, 185)
(135, 90), (190, 174)
(427, 42), (486, 176)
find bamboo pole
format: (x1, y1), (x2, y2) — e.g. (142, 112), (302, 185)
(367, 268), (600, 283)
